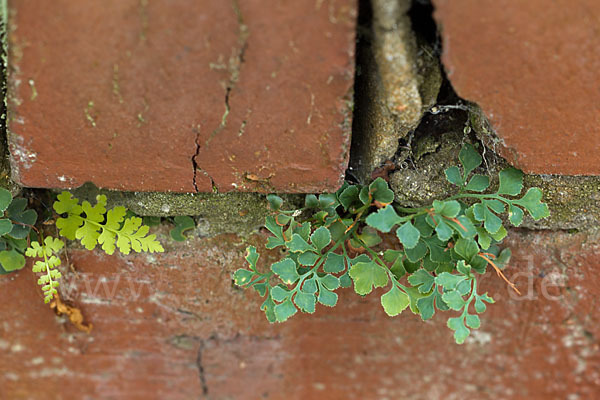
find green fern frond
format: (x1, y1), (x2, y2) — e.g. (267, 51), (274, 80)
(26, 237), (64, 303)
(53, 192), (164, 255)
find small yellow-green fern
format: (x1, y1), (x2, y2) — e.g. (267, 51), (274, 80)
(26, 237), (64, 303)
(53, 192), (164, 255)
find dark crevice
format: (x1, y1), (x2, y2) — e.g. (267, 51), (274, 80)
(0, 7), (6, 135)
(393, 71), (471, 168)
(192, 130), (218, 193)
(399, 0), (473, 161)
(347, 0), (484, 181)
(192, 127), (201, 192)
(394, 0), (475, 167)
(0, 3), (11, 186)
(408, 0), (440, 52)
(345, 0), (373, 184)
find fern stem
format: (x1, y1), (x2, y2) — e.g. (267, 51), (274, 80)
(394, 206), (428, 214)
(38, 233), (56, 299)
(290, 226), (357, 296)
(351, 233), (410, 292)
(78, 216), (135, 242)
(448, 193), (511, 205)
(460, 278), (477, 318)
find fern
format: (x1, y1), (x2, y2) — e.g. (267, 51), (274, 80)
(0, 188), (37, 273)
(26, 237), (64, 303)
(53, 192), (164, 255)
(234, 143), (550, 344)
(169, 216), (196, 241)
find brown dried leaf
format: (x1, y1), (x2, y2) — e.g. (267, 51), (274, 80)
(50, 295), (93, 334)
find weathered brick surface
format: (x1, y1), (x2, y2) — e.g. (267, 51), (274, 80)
(1, 228), (600, 399)
(7, 0), (356, 193)
(433, 0), (600, 175)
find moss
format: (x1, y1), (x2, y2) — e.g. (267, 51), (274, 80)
(69, 183), (304, 237)
(389, 132), (600, 231)
(389, 131), (461, 207)
(522, 175), (600, 230)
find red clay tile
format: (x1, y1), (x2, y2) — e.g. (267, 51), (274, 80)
(1, 228), (600, 399)
(7, 0), (356, 192)
(433, 0), (600, 175)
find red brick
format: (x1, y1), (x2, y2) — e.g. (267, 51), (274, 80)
(433, 0), (600, 175)
(1, 228), (600, 399)
(7, 0), (356, 192)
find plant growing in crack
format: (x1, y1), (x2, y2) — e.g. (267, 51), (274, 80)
(234, 144), (550, 344)
(1, 190), (164, 307)
(0, 189), (37, 273)
(169, 215), (196, 241)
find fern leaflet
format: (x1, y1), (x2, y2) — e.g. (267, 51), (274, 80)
(53, 192), (164, 255)
(26, 237), (64, 303)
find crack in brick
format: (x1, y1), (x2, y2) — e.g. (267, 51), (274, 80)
(191, 126), (201, 192)
(195, 333), (281, 397)
(192, 127), (218, 193)
(203, 0), (248, 148)
(193, 0), (248, 192)
(196, 337), (216, 397)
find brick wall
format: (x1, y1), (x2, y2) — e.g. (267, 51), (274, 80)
(2, 1), (600, 399)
